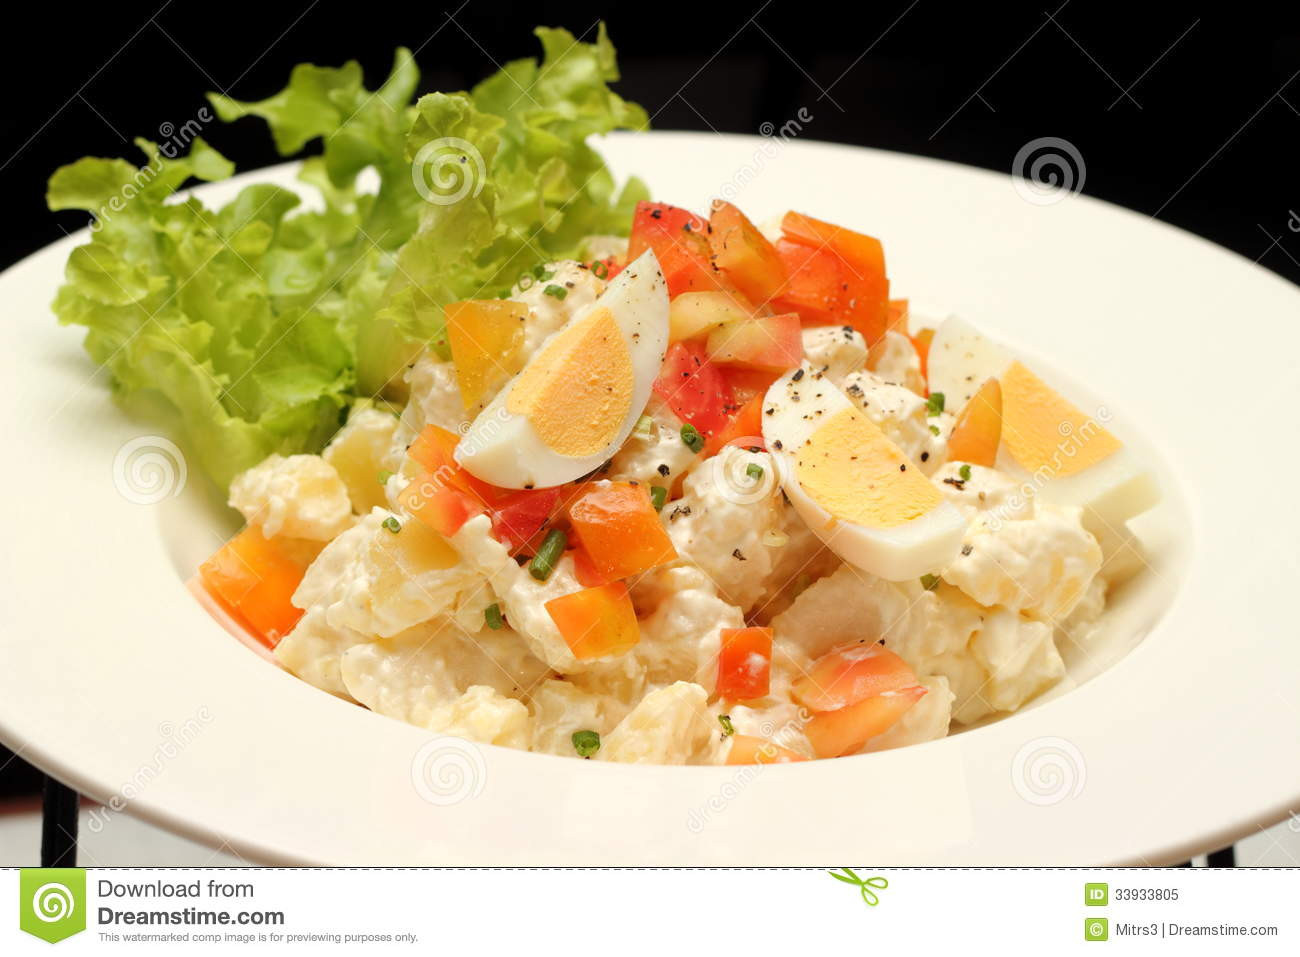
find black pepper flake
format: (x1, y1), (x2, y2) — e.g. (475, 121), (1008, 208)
(899, 464), (906, 471)
(732, 548), (747, 561)
(656, 464), (671, 477)
(773, 440), (783, 450)
(792, 368), (805, 382)
(961, 543), (973, 556)
(650, 208), (663, 219)
(920, 452), (930, 462)
(943, 477), (966, 490)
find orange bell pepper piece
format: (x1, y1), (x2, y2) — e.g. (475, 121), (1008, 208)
(716, 626), (773, 700)
(545, 582), (640, 660)
(198, 527), (310, 649)
(567, 482), (678, 581)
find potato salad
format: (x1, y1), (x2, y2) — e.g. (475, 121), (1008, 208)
(198, 201), (1158, 765)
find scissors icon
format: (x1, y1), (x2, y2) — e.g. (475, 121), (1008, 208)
(827, 868), (889, 906)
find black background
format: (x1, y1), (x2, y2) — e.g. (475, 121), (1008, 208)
(1, 1), (1296, 801)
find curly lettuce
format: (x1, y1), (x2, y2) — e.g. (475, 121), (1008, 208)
(46, 25), (645, 489)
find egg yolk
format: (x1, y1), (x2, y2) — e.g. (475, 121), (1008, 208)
(506, 306), (634, 457)
(999, 361), (1122, 478)
(795, 406), (941, 528)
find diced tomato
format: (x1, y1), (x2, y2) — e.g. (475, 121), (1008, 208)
(400, 474), (486, 537)
(947, 377), (1002, 467)
(772, 239), (843, 324)
(567, 482), (677, 581)
(627, 201), (725, 298)
(775, 212), (891, 343)
(721, 366), (781, 406)
(545, 582), (640, 660)
(704, 392), (767, 456)
(652, 340), (736, 437)
(725, 734), (808, 765)
(804, 685), (926, 758)
(782, 211), (886, 277)
(912, 328), (934, 391)
(716, 627), (773, 701)
(791, 643), (920, 713)
(198, 527), (309, 648)
(491, 486), (564, 553)
(708, 200), (788, 305)
(705, 313), (803, 372)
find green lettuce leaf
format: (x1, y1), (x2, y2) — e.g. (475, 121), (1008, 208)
(47, 26), (646, 489)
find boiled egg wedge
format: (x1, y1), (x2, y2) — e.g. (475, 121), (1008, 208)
(926, 316), (1158, 535)
(455, 250), (669, 489)
(763, 363), (966, 580)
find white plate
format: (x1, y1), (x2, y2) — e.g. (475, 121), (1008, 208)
(2, 132), (1297, 865)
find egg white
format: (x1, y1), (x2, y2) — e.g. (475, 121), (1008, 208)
(927, 316), (1159, 536)
(763, 363), (966, 581)
(455, 250), (669, 489)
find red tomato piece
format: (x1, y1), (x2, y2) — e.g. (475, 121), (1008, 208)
(704, 392), (767, 457)
(627, 201), (724, 297)
(652, 340), (736, 437)
(491, 487), (564, 553)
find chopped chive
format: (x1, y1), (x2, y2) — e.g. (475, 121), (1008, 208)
(382, 516), (401, 534)
(529, 528), (568, 581)
(484, 602), (504, 630)
(543, 284), (568, 300)
(958, 463), (972, 481)
(929, 424), (941, 436)
(378, 469), (394, 486)
(649, 485), (668, 511)
(920, 573), (940, 591)
(532, 264), (556, 281)
(926, 392), (945, 416)
(718, 714), (735, 738)
(633, 413), (654, 439)
(591, 260), (609, 280)
(745, 463), (764, 482)
(680, 423), (704, 453)
(572, 729), (601, 758)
